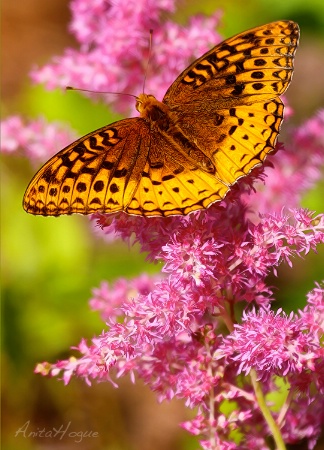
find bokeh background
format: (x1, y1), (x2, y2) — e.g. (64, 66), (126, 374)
(2, 1), (324, 449)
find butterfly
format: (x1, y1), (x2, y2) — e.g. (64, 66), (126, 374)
(23, 20), (299, 217)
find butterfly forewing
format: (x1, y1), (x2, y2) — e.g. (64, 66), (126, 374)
(163, 20), (299, 106)
(23, 20), (299, 217)
(23, 119), (150, 215)
(162, 20), (298, 188)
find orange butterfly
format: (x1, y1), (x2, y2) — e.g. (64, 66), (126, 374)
(23, 20), (299, 217)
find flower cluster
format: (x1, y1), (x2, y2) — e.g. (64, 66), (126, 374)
(4, 1), (324, 449)
(89, 274), (161, 322)
(31, 0), (222, 114)
(0, 115), (76, 164)
(36, 203), (324, 449)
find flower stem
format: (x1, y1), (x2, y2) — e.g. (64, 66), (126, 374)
(205, 340), (217, 449)
(278, 386), (294, 427)
(250, 370), (286, 450)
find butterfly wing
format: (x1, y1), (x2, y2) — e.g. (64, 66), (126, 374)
(166, 98), (285, 185)
(23, 117), (229, 217)
(23, 118), (151, 215)
(126, 128), (229, 216)
(164, 20), (299, 107)
(162, 21), (299, 185)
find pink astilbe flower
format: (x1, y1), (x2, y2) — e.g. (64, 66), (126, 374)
(31, 0), (222, 113)
(281, 396), (324, 448)
(0, 115), (76, 164)
(95, 203), (324, 309)
(219, 299), (324, 383)
(299, 282), (324, 336)
(35, 205), (324, 448)
(89, 274), (161, 321)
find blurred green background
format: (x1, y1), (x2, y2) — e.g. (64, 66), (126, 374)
(2, 1), (324, 449)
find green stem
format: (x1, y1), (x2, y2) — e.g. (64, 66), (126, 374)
(277, 386), (294, 427)
(208, 385), (217, 449)
(221, 306), (234, 333)
(205, 340), (217, 449)
(250, 370), (286, 450)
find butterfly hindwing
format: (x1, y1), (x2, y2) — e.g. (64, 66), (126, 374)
(164, 98), (284, 185)
(209, 99), (284, 183)
(126, 129), (229, 216)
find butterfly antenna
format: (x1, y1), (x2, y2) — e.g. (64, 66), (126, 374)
(66, 86), (137, 99)
(143, 29), (153, 94)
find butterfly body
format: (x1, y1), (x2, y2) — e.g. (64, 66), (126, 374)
(23, 20), (299, 217)
(138, 93), (217, 173)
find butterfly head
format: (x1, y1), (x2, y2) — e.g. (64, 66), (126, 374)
(135, 93), (156, 113)
(136, 93), (170, 124)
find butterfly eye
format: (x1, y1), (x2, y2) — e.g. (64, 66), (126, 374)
(135, 99), (142, 112)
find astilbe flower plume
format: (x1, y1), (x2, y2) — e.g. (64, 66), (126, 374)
(3, 1), (324, 449)
(0, 115), (76, 164)
(36, 202), (324, 449)
(31, 0), (222, 113)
